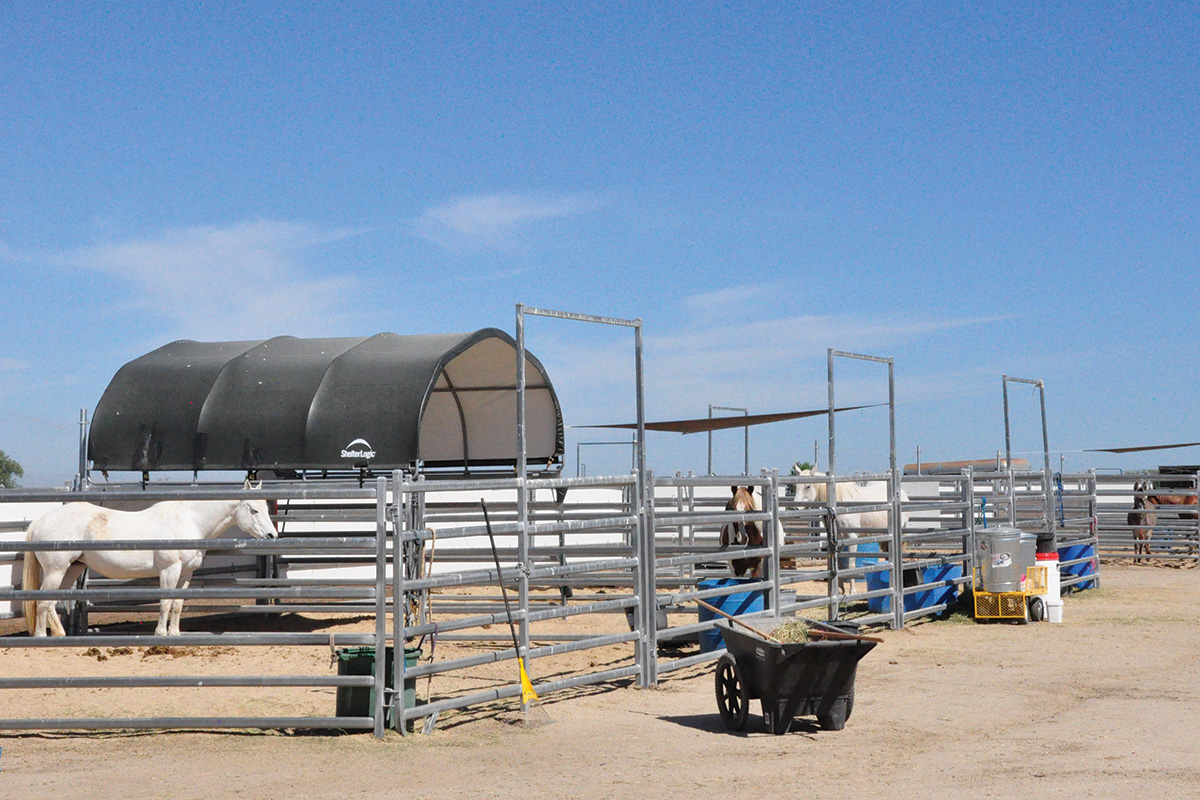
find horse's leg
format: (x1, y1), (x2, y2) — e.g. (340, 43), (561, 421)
(168, 570), (194, 636)
(37, 563), (79, 638)
(57, 562), (87, 635)
(157, 562), (183, 637)
(836, 533), (857, 598)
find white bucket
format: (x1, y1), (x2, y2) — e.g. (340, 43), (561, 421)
(1047, 599), (1064, 624)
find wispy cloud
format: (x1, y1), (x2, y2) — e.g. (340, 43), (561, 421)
(57, 221), (362, 340)
(546, 298), (1011, 426)
(0, 357), (27, 370)
(413, 191), (600, 249)
(682, 285), (776, 318)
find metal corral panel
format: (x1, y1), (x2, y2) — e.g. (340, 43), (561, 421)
(88, 330), (564, 473)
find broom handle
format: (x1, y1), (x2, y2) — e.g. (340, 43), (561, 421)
(696, 599), (783, 644)
(481, 501), (523, 660)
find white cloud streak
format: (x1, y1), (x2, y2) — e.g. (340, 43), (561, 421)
(0, 358), (27, 370)
(59, 221), (362, 340)
(413, 192), (599, 249)
(548, 304), (1010, 426)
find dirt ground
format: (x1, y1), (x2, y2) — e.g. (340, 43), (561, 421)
(1, 563), (1198, 800)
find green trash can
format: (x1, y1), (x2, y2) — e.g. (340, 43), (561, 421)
(334, 645), (421, 729)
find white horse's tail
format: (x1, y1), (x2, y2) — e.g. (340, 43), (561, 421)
(23, 523), (41, 636)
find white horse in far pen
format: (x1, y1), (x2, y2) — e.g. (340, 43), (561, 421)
(23, 486), (278, 637)
(792, 468), (910, 594)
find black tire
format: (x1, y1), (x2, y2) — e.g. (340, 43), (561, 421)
(1028, 596), (1046, 623)
(715, 654), (749, 731)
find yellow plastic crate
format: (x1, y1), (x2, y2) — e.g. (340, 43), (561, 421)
(973, 591), (1028, 619)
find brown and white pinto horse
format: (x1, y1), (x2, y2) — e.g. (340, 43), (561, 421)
(720, 486), (764, 578)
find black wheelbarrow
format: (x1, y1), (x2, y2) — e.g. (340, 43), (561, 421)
(714, 617), (878, 735)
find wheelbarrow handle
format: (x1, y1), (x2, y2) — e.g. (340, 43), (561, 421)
(696, 599), (783, 644)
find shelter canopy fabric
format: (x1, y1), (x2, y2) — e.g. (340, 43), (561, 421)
(88, 330), (563, 473)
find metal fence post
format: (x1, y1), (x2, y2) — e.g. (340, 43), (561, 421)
(391, 469), (406, 735)
(763, 469), (782, 613)
(1191, 472), (1200, 566)
(373, 476), (388, 739)
(644, 469), (658, 686)
(825, 472), (839, 621)
(1006, 468), (1017, 525)
(634, 470), (649, 688)
(890, 468), (904, 631)
(962, 467), (976, 595)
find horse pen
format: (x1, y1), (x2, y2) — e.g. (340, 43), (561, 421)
(1, 318), (1199, 798)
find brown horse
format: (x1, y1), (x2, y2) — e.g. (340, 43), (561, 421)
(1128, 480), (1155, 561)
(1129, 480), (1199, 562)
(720, 486), (763, 578)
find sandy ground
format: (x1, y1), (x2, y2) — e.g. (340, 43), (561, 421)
(1, 563), (1198, 800)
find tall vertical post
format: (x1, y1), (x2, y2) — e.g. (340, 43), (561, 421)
(743, 409), (749, 476)
(641, 468), (656, 686)
(373, 475), (388, 739)
(75, 408), (89, 491)
(827, 349), (836, 476)
(887, 358), (902, 631)
(1002, 375), (1012, 469)
(392, 469), (406, 734)
(707, 405), (714, 476)
(962, 467), (976, 590)
(514, 305), (531, 681)
(765, 469), (782, 612)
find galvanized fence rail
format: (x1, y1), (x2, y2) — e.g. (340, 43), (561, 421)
(0, 464), (1107, 738)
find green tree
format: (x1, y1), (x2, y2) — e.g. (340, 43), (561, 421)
(0, 448), (24, 488)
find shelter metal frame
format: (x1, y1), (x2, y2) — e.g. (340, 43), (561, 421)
(1002, 374), (1057, 549)
(706, 405), (749, 476)
(826, 349), (903, 629)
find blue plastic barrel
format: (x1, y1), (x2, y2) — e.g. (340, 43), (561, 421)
(697, 578), (764, 652)
(865, 562), (962, 613)
(1058, 542), (1097, 590)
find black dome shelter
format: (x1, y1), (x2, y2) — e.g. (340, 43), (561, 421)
(88, 330), (564, 476)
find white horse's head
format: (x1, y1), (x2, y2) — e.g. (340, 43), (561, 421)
(791, 468), (821, 503)
(236, 481), (278, 539)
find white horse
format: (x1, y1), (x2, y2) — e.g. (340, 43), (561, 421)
(791, 468), (910, 594)
(23, 487), (278, 637)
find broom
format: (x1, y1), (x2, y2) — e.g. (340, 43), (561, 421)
(481, 500), (547, 720)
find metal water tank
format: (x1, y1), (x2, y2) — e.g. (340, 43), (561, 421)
(977, 527), (1037, 592)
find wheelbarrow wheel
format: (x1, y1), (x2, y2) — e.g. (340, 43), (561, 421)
(715, 653), (749, 731)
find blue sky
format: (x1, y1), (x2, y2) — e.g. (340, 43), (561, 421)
(1, 2), (1197, 485)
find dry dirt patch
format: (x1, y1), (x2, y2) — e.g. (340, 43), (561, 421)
(1, 563), (1198, 800)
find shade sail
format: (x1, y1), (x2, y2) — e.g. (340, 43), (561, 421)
(1083, 441), (1200, 455)
(88, 330), (564, 472)
(574, 403), (884, 435)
